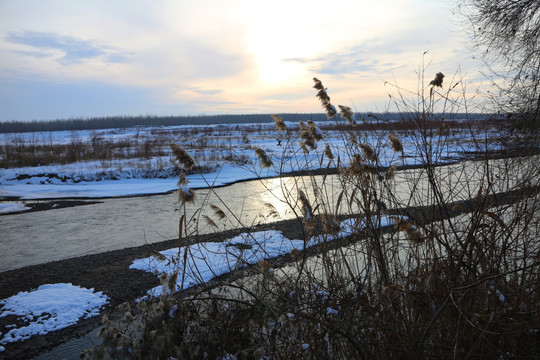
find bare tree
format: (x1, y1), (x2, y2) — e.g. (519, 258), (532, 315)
(459, 0), (540, 128)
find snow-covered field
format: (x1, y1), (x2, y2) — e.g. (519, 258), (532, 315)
(0, 120), (492, 204)
(0, 119), (500, 351)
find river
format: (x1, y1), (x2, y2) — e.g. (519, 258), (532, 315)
(1, 158), (528, 272)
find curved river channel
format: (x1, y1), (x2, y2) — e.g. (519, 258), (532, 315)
(0, 175), (350, 272)
(1, 158), (515, 272)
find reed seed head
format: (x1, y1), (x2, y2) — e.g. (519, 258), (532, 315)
(177, 172), (187, 186)
(272, 114), (287, 131)
(290, 248), (302, 261)
(389, 133), (404, 154)
(324, 143), (335, 159)
(429, 72), (445, 87)
(149, 249), (167, 261)
(203, 214), (218, 228)
(313, 78), (337, 118)
(170, 143), (195, 170)
(405, 228), (424, 244)
(264, 202), (279, 218)
(381, 284), (402, 298)
(322, 214), (340, 235)
(178, 185), (196, 204)
(385, 164), (397, 180)
(168, 272), (178, 294)
(210, 204), (226, 219)
(298, 190), (313, 220)
(338, 105), (356, 125)
(359, 143), (377, 162)
(258, 259), (271, 274)
(255, 147), (273, 168)
(349, 131), (358, 145)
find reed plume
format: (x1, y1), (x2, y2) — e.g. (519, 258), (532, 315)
(203, 214), (218, 229)
(338, 105), (356, 125)
(264, 202), (279, 218)
(170, 143), (195, 170)
(429, 72), (445, 88)
(149, 249), (167, 261)
(210, 204), (226, 219)
(272, 114), (287, 131)
(308, 120), (323, 140)
(255, 148), (273, 168)
(385, 164), (397, 180)
(324, 143), (335, 160)
(298, 189), (313, 220)
(177, 172), (187, 186)
(359, 143), (377, 162)
(167, 272), (178, 294)
(178, 185), (196, 204)
(313, 77), (337, 118)
(389, 133), (404, 154)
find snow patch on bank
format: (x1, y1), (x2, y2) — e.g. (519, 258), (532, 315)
(0, 203), (30, 214)
(0, 283), (108, 345)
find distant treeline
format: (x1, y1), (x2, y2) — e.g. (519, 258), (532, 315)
(0, 112), (491, 133)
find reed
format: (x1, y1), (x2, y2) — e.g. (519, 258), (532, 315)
(87, 69), (540, 359)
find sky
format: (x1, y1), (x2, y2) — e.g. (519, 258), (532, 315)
(0, 0), (484, 122)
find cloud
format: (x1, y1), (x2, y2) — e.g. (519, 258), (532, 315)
(281, 42), (409, 78)
(187, 87), (224, 95)
(5, 31), (130, 65)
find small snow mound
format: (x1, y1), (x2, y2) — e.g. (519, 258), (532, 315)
(0, 283), (109, 344)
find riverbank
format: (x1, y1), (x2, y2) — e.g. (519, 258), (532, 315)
(0, 218), (305, 360)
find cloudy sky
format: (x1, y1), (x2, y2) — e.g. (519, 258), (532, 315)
(0, 0), (484, 122)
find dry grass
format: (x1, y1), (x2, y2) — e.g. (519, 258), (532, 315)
(85, 73), (540, 359)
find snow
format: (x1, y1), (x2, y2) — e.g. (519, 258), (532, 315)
(130, 230), (308, 296)
(0, 121), (494, 205)
(131, 216), (399, 297)
(0, 283), (108, 345)
(0, 203), (29, 214)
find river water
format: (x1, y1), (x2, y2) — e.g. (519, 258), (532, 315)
(1, 158), (528, 272)
(0, 175), (349, 272)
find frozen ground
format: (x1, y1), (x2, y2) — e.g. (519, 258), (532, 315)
(0, 121), (491, 209)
